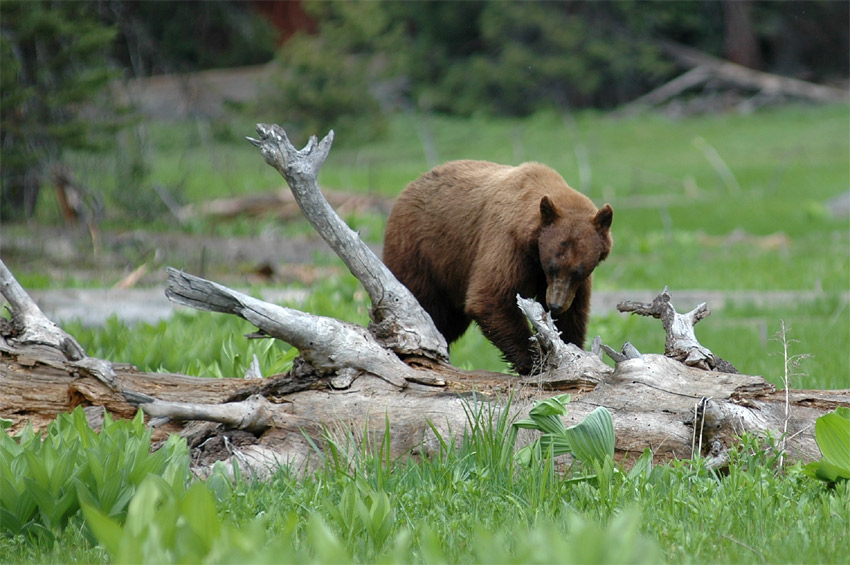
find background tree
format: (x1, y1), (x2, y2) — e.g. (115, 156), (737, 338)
(0, 0), (120, 221)
(271, 0), (848, 126)
(98, 0), (278, 77)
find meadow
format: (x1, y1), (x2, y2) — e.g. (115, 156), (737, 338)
(3, 103), (850, 563)
(51, 101), (850, 388)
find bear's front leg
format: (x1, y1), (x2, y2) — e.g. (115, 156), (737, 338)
(466, 295), (537, 375)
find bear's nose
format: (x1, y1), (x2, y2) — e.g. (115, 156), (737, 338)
(549, 303), (564, 316)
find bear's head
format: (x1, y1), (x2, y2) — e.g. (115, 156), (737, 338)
(537, 195), (613, 315)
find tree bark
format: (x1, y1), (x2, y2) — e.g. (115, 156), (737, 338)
(2, 125), (848, 478)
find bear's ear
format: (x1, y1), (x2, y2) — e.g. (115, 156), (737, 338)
(540, 195), (559, 225)
(593, 204), (613, 232)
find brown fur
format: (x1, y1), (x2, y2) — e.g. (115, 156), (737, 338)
(383, 160), (613, 374)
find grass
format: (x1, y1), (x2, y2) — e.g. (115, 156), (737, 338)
(4, 403), (848, 564)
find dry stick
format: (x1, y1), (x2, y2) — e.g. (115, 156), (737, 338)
(780, 320), (790, 468)
(772, 320), (812, 469)
(692, 136), (741, 194)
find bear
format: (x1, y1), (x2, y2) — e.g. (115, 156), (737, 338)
(383, 160), (613, 375)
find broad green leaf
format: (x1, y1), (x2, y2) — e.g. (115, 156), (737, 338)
(538, 435), (572, 456)
(528, 394), (571, 417)
(178, 481), (221, 545)
(305, 512), (349, 563)
(628, 448), (654, 481)
(815, 411), (850, 476)
(81, 503), (124, 558)
(563, 406), (615, 467)
(815, 459), (849, 483)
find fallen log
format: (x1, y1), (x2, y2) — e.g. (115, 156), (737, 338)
(177, 188), (391, 222)
(658, 40), (848, 104)
(619, 41), (848, 114)
(2, 125), (848, 478)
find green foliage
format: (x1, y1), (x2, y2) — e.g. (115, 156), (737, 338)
(259, 0), (403, 144)
(0, 0), (122, 220)
(104, 1), (277, 75)
(277, 2), (847, 123)
(83, 478), (289, 564)
(424, 2), (670, 115)
(67, 311), (297, 377)
(803, 407), (850, 485)
(0, 408), (189, 544)
(84, 469), (662, 565)
(513, 395), (614, 471)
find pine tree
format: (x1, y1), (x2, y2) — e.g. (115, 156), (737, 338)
(0, 0), (119, 221)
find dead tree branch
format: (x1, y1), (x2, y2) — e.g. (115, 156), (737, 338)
(246, 125), (448, 362)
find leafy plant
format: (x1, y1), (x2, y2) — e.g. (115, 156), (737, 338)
(0, 407), (189, 542)
(323, 479), (395, 554)
(803, 407), (850, 485)
(84, 477), (264, 564)
(512, 394), (615, 473)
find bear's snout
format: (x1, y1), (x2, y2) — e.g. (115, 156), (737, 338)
(546, 281), (577, 316)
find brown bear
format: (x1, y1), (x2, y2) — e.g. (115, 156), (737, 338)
(383, 160), (613, 374)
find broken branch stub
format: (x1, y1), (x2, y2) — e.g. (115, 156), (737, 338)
(246, 124), (448, 362)
(617, 286), (736, 372)
(0, 258), (86, 361)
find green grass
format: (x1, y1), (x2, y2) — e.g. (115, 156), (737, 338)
(66, 281), (848, 390)
(5, 405), (848, 564)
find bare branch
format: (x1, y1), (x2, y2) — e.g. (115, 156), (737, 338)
(0, 258), (86, 361)
(247, 124), (448, 362)
(618, 286), (736, 372)
(165, 268), (423, 389)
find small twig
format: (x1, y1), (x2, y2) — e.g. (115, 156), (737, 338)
(720, 534), (767, 563)
(771, 320), (811, 469)
(692, 136), (741, 195)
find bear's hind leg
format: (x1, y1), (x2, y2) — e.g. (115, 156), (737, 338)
(421, 294), (470, 345)
(401, 277), (470, 345)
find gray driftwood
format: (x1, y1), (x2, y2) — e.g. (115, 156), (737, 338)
(2, 126), (848, 478)
(621, 41), (848, 114)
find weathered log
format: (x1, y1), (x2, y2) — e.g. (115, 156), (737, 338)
(619, 41), (848, 115)
(657, 40), (848, 104)
(177, 188), (391, 222)
(3, 276), (848, 476)
(2, 125), (849, 479)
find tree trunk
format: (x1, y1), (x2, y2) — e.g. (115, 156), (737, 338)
(2, 125), (848, 478)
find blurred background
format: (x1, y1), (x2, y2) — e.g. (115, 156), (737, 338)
(0, 0), (847, 385)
